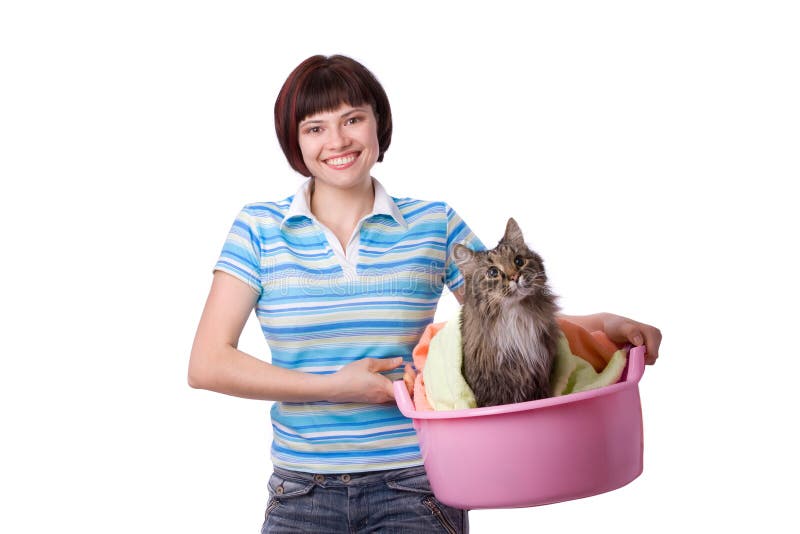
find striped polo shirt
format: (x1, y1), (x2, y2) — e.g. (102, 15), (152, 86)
(214, 177), (485, 473)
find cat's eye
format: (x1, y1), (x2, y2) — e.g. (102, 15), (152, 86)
(514, 256), (525, 267)
(487, 267), (499, 278)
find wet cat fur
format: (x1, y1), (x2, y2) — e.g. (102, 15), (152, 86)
(454, 218), (560, 407)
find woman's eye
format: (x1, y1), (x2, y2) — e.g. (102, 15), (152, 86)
(514, 256), (525, 267)
(345, 116), (361, 125)
(487, 267), (499, 278)
(305, 126), (321, 134)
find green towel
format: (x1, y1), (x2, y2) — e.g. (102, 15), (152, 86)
(551, 334), (628, 395)
(425, 312), (477, 410)
(424, 310), (628, 410)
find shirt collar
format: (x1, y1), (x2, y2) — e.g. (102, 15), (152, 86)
(281, 177), (407, 229)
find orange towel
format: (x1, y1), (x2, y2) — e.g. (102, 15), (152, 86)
(410, 321), (446, 411)
(555, 318), (621, 372)
(412, 321), (447, 370)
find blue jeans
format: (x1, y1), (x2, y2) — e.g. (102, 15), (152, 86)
(261, 465), (469, 533)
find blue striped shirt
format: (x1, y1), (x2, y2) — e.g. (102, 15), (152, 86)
(214, 178), (484, 473)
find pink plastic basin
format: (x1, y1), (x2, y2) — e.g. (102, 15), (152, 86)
(393, 346), (646, 510)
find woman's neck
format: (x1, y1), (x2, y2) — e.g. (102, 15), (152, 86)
(309, 177), (375, 238)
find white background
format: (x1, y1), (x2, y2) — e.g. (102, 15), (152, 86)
(2, 1), (798, 532)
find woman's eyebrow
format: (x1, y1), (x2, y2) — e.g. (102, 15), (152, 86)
(299, 117), (323, 128)
(341, 107), (368, 117)
(300, 107), (368, 128)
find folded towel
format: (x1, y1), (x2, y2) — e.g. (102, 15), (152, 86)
(423, 313), (477, 411)
(410, 321), (446, 412)
(411, 309), (628, 411)
(551, 334), (628, 395)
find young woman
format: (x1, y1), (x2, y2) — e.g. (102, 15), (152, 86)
(189, 54), (662, 533)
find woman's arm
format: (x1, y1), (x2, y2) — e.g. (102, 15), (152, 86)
(188, 271), (401, 403)
(452, 286), (661, 365)
(453, 284), (467, 305)
(559, 312), (661, 364)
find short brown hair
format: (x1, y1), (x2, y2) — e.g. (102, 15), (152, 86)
(274, 55), (393, 177)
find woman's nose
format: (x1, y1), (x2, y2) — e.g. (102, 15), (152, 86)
(327, 126), (350, 149)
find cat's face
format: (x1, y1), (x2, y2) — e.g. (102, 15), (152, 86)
(454, 218), (549, 303)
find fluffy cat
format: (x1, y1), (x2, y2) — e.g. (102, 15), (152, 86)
(454, 218), (561, 407)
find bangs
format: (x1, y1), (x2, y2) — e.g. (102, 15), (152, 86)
(295, 68), (375, 123)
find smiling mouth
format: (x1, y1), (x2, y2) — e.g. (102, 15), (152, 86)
(324, 152), (359, 168)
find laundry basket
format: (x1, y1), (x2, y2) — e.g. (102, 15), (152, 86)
(393, 345), (646, 510)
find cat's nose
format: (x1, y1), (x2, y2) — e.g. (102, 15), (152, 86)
(509, 273), (518, 282)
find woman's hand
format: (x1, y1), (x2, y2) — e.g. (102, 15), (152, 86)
(326, 357), (404, 403)
(601, 313), (662, 365)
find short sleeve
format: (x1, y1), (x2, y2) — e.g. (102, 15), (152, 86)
(213, 206), (263, 295)
(443, 203), (486, 291)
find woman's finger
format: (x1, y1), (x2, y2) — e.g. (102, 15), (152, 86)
(384, 379), (396, 400)
(643, 328), (662, 364)
(628, 328), (645, 347)
(368, 357), (404, 372)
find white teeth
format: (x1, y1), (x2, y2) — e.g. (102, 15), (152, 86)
(326, 154), (356, 166)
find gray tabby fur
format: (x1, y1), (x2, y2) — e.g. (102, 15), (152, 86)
(454, 218), (561, 407)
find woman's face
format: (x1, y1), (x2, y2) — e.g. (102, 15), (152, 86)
(297, 102), (380, 190)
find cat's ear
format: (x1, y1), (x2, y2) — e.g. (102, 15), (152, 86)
(500, 217), (525, 246)
(453, 244), (478, 275)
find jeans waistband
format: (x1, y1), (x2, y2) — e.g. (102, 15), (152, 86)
(273, 464), (427, 487)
